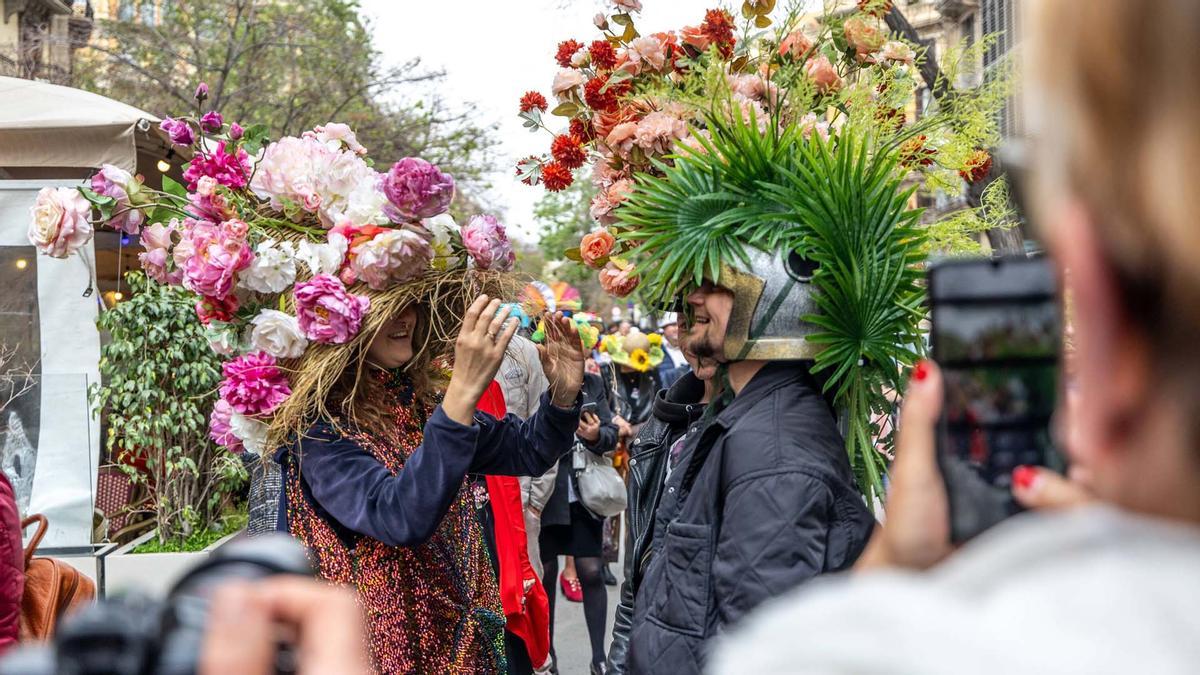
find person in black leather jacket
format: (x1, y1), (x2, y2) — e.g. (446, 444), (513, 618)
(607, 353), (715, 674)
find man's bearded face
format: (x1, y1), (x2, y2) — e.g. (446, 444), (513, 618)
(685, 281), (734, 364)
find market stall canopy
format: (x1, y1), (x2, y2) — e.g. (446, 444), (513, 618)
(0, 76), (174, 174)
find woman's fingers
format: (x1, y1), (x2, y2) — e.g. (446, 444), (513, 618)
(892, 360), (943, 485)
(494, 312), (520, 353)
(1012, 466), (1092, 510)
(475, 298), (502, 337)
(463, 294), (490, 333)
(486, 303), (512, 342)
(200, 582), (274, 675)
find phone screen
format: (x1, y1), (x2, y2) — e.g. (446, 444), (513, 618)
(930, 257), (1067, 542)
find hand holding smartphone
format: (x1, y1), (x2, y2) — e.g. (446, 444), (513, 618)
(928, 256), (1068, 542)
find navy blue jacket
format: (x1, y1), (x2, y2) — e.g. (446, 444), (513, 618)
(275, 391), (580, 547)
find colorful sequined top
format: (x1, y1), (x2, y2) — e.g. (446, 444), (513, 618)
(277, 373), (580, 673)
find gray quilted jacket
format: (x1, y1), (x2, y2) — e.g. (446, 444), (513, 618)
(626, 362), (875, 674)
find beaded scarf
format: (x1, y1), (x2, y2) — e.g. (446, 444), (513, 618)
(284, 372), (507, 673)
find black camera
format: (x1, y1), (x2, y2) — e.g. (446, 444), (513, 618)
(0, 534), (314, 675)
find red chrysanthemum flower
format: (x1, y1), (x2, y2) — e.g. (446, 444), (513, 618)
(899, 135), (937, 169)
(589, 40), (618, 70)
(569, 118), (596, 143)
(556, 39), (584, 68)
(959, 149), (994, 183)
(584, 75), (627, 113)
(542, 161), (574, 192)
(520, 91), (549, 114)
(701, 9), (737, 59)
(551, 134), (587, 170)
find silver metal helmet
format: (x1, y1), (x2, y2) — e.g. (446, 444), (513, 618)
(719, 245), (822, 361)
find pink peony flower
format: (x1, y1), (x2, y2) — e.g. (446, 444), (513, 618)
(599, 261), (639, 297)
(349, 228), (435, 290)
(589, 178), (633, 225)
(220, 351), (292, 416)
(381, 158), (456, 221)
(805, 55), (844, 94)
(183, 141), (252, 191)
(138, 220), (181, 284)
(173, 219), (254, 299)
(209, 398), (243, 452)
(250, 135), (331, 215)
(552, 69), (586, 99)
(160, 117), (195, 146)
(605, 121), (640, 158)
(90, 164), (145, 235)
(634, 111), (689, 155)
(628, 35), (668, 71)
(200, 111), (223, 133)
(461, 214), (515, 272)
(294, 274), (371, 344)
(196, 293), (239, 325)
(28, 187), (93, 258)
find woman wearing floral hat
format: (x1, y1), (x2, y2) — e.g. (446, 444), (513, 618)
(27, 103), (588, 673)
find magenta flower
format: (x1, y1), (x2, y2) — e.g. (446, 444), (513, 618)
(229, 123), (244, 140)
(138, 220), (181, 284)
(183, 141), (251, 191)
(200, 111), (224, 134)
(173, 219), (253, 299)
(89, 164), (145, 234)
(381, 157), (455, 221)
(208, 398), (243, 452)
(219, 351), (292, 416)
(461, 214), (515, 271)
(195, 82), (209, 102)
(294, 274), (371, 344)
(160, 117), (195, 146)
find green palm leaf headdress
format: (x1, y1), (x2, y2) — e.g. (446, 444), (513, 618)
(617, 110), (927, 503)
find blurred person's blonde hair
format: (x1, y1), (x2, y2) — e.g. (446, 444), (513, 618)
(1029, 0), (1200, 424)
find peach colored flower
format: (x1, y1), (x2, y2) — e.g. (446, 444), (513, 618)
(728, 74), (780, 109)
(878, 40), (916, 65)
(580, 229), (616, 268)
(799, 112), (831, 142)
(552, 69), (586, 99)
(804, 55), (844, 94)
(614, 48), (641, 76)
(680, 24), (710, 53)
(589, 178), (634, 225)
(28, 187), (92, 259)
(634, 111), (689, 155)
(605, 121), (640, 158)
(599, 261), (639, 297)
(844, 16), (885, 60)
(779, 30), (813, 60)
(628, 35), (668, 72)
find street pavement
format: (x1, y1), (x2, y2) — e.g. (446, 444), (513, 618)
(548, 556), (624, 675)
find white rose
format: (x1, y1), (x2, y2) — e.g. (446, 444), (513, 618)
(204, 321), (241, 356)
(571, 47), (590, 68)
(230, 413), (269, 457)
(239, 239), (297, 294)
(296, 234), (348, 276)
(552, 69), (586, 99)
(28, 187), (93, 259)
(422, 213), (463, 270)
(249, 309), (308, 359)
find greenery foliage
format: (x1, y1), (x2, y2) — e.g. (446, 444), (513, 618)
(131, 513), (249, 554)
(91, 273), (246, 544)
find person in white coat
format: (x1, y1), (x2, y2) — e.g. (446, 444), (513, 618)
(713, 1), (1200, 672)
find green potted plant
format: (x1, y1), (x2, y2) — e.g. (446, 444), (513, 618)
(92, 272), (247, 596)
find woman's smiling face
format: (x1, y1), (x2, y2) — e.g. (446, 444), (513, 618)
(366, 304), (418, 369)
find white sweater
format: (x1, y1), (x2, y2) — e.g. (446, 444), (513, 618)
(711, 506), (1200, 675)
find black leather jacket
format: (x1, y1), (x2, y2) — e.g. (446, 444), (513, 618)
(607, 373), (708, 674)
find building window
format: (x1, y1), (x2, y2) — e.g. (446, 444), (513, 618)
(981, 0), (1020, 137)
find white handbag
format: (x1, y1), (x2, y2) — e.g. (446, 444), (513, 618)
(572, 442), (628, 517)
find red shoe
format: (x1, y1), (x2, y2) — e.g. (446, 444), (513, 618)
(560, 572), (583, 603)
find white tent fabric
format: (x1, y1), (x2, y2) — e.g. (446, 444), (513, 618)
(0, 76), (159, 173)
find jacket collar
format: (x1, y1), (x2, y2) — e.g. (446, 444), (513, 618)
(653, 372), (707, 427)
(714, 361), (813, 429)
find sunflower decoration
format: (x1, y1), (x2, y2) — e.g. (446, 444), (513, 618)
(646, 333), (663, 347)
(604, 332), (663, 373)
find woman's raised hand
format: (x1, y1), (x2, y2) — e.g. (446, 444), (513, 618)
(537, 312), (587, 408)
(443, 295), (519, 426)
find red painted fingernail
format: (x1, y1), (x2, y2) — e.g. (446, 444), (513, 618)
(913, 360), (930, 382)
(1013, 465), (1039, 491)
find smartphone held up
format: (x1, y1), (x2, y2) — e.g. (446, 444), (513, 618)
(928, 256), (1068, 543)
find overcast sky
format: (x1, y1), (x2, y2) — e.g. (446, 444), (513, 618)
(360, 0), (745, 242)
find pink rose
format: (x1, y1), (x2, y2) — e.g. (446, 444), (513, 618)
(381, 157), (456, 221)
(552, 69), (586, 100)
(209, 398), (243, 453)
(628, 35), (668, 72)
(634, 111), (689, 155)
(188, 176), (235, 222)
(680, 25), (711, 53)
(612, 0), (642, 11)
(728, 74), (780, 109)
(138, 220), (181, 284)
(594, 13), (609, 30)
(605, 121), (640, 158)
(580, 229), (616, 269)
(174, 219), (254, 299)
(461, 214), (516, 271)
(220, 351), (292, 416)
(844, 16), (885, 59)
(28, 187), (93, 259)
(779, 30), (814, 60)
(89, 164), (145, 234)
(304, 123), (368, 156)
(599, 261), (639, 298)
(294, 274), (371, 344)
(805, 55), (844, 94)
